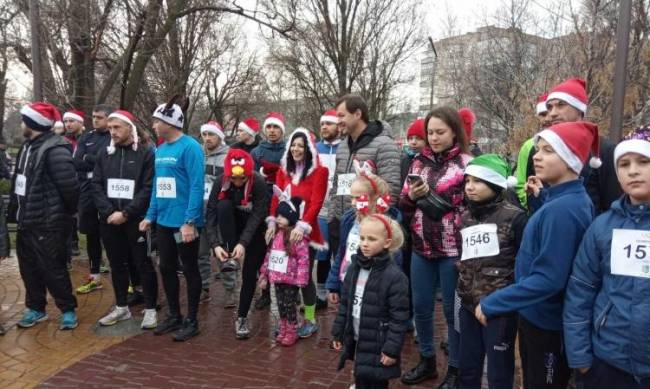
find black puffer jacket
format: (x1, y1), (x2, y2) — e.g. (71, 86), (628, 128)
(9, 132), (79, 229)
(91, 145), (154, 222)
(331, 250), (409, 381)
(73, 129), (111, 211)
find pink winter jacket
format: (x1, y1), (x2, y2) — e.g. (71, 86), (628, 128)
(260, 232), (310, 287)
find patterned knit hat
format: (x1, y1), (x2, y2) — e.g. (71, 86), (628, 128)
(464, 154), (516, 189)
(152, 96), (187, 129)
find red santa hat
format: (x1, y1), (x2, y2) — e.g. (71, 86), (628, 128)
(406, 118), (425, 139)
(200, 121), (225, 141)
(219, 148), (255, 209)
(535, 121), (601, 174)
(458, 107), (476, 141)
(536, 93), (548, 115)
(238, 117), (260, 138)
(20, 102), (60, 132)
(63, 109), (85, 123)
(106, 110), (139, 154)
(547, 78), (588, 114)
(320, 109), (339, 124)
(263, 112), (285, 133)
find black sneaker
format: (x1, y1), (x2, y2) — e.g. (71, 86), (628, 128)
(437, 366), (458, 389)
(254, 292), (271, 310)
(315, 298), (328, 311)
(71, 243), (81, 257)
(0, 324), (5, 336)
(401, 355), (438, 385)
(153, 315), (183, 336)
(172, 318), (199, 342)
(127, 290), (144, 307)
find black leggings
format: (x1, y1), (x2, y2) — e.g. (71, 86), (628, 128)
(301, 250), (317, 306)
(216, 199), (266, 318)
(156, 225), (201, 321)
(87, 232), (103, 274)
(101, 220), (157, 309)
(276, 284), (299, 324)
(316, 259), (330, 284)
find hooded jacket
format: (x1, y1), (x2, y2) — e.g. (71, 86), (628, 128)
(564, 196), (650, 379)
(10, 132), (79, 229)
(269, 129), (329, 249)
(328, 121), (401, 222)
(331, 250), (409, 381)
(204, 144), (229, 203)
(259, 232), (310, 287)
(91, 143), (154, 222)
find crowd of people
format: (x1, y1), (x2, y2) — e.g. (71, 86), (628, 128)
(0, 76), (649, 389)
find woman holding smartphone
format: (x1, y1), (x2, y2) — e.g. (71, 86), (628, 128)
(399, 107), (473, 388)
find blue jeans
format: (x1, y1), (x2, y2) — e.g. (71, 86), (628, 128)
(458, 306), (517, 389)
(411, 253), (459, 367)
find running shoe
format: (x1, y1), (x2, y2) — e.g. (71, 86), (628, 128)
(297, 320), (319, 338)
(172, 318), (199, 342)
(153, 315), (183, 335)
(98, 306), (131, 326)
(17, 309), (48, 328)
(141, 309), (157, 329)
(59, 311), (78, 330)
(235, 317), (251, 339)
(76, 277), (102, 294)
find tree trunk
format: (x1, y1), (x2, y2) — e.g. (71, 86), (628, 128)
(67, 1), (95, 126)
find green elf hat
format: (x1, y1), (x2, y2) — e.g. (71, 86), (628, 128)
(464, 154), (517, 189)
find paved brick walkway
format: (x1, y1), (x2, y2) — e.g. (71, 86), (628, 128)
(0, 252), (459, 388)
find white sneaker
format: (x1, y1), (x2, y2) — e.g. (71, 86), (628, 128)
(141, 309), (157, 329)
(99, 306), (131, 326)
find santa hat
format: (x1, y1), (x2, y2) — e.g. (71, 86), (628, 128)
(614, 125), (650, 165)
(200, 121), (225, 141)
(263, 112), (285, 133)
(53, 121), (64, 129)
(20, 102), (60, 132)
(106, 110), (139, 154)
(464, 153), (517, 189)
(219, 149), (255, 208)
(535, 121), (601, 174)
(280, 128), (320, 183)
(406, 118), (425, 139)
(238, 117), (260, 137)
(277, 196), (305, 227)
(320, 109), (338, 124)
(63, 109), (85, 123)
(547, 78), (588, 114)
(536, 93), (549, 115)
(152, 102), (185, 129)
(458, 107), (476, 141)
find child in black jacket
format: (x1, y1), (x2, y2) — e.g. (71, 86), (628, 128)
(332, 213), (409, 389)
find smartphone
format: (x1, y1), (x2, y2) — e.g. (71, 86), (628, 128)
(407, 174), (423, 185)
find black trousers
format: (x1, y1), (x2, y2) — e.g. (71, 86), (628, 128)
(354, 377), (389, 389)
(576, 357), (650, 389)
(17, 224), (77, 313)
(79, 208), (103, 274)
(276, 284), (299, 324)
(156, 225), (201, 321)
(301, 253), (317, 306)
(100, 220), (158, 309)
(518, 317), (570, 389)
(458, 307), (517, 389)
(316, 259), (330, 284)
(215, 199), (266, 318)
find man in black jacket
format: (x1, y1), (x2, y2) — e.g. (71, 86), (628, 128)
(11, 102), (80, 330)
(75, 105), (113, 294)
(92, 110), (159, 330)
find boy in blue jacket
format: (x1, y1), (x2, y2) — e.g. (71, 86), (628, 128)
(564, 126), (650, 389)
(475, 121), (599, 388)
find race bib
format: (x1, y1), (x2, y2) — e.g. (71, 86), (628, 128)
(336, 173), (356, 196)
(611, 229), (650, 278)
(156, 177), (177, 198)
(204, 182), (213, 201)
(352, 270), (370, 319)
(107, 178), (135, 200)
(14, 174), (26, 196)
(461, 223), (500, 261)
(268, 249), (289, 274)
(340, 227), (361, 281)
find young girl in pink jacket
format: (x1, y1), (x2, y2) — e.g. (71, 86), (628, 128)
(258, 194), (310, 346)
